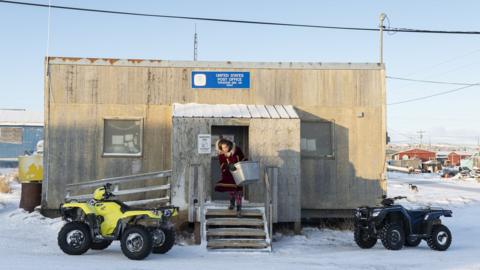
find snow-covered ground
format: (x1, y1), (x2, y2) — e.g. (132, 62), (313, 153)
(0, 172), (479, 270)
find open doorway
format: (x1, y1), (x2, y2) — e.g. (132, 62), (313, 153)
(210, 125), (249, 201)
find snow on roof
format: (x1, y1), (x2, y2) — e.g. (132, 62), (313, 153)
(0, 110), (43, 126)
(172, 103), (299, 119)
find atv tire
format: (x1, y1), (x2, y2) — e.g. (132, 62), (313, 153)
(152, 226), (176, 254)
(121, 226), (153, 260)
(90, 240), (113, 250)
(427, 224), (452, 251)
(58, 221), (92, 255)
(405, 237), (422, 247)
(380, 223), (405, 250)
(354, 227), (377, 249)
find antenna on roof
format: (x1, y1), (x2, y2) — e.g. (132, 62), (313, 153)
(193, 24), (198, 61)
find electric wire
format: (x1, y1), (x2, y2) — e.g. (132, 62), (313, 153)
(1, 0), (480, 35)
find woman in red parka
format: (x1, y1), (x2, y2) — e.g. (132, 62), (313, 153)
(215, 138), (246, 213)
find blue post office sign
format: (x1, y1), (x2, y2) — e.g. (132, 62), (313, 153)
(192, 71), (250, 89)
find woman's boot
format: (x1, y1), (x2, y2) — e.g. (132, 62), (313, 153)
(236, 192), (242, 216)
(229, 193), (235, 210)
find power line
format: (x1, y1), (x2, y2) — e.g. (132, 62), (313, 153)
(2, 0), (480, 35)
(387, 76), (479, 86)
(388, 49), (480, 92)
(388, 129), (480, 139)
(388, 83), (479, 106)
(402, 48), (480, 78)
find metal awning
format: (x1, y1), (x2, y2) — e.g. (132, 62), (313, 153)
(172, 103), (299, 119)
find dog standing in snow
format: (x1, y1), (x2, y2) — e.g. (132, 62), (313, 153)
(409, 184), (419, 192)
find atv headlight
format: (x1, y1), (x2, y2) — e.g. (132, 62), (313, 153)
(163, 209), (172, 217)
(372, 209), (382, 217)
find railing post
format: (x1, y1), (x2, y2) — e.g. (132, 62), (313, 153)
(188, 165), (196, 222)
(264, 167), (273, 246)
(272, 167), (278, 223)
(168, 175), (172, 205)
(198, 165), (206, 244)
(264, 167), (269, 226)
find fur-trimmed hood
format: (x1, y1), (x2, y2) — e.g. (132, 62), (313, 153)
(215, 139), (236, 157)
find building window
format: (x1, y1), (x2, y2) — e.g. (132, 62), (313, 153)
(301, 121), (334, 158)
(0, 127), (23, 144)
(103, 119), (143, 157)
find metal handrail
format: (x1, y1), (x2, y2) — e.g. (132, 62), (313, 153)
(65, 170), (171, 190)
(264, 167), (274, 246)
(64, 170), (172, 206)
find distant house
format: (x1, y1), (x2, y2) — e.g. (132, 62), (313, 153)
(0, 110), (43, 167)
(386, 148), (398, 160)
(436, 151), (449, 164)
(460, 152), (480, 169)
(393, 148), (436, 162)
(447, 151), (472, 166)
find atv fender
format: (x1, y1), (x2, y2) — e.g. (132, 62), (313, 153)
(424, 210), (451, 221)
(375, 206), (413, 235)
(121, 210), (161, 219)
(61, 202), (96, 215)
(120, 207), (178, 220)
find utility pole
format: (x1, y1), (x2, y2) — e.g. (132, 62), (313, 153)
(379, 13), (386, 64)
(477, 136), (480, 152)
(417, 130), (426, 148)
(193, 24), (198, 61)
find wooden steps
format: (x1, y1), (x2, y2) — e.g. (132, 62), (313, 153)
(207, 239), (269, 249)
(206, 208), (263, 217)
(207, 228), (266, 237)
(207, 217), (264, 227)
(204, 205), (271, 251)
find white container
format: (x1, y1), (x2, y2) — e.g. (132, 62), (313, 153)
(230, 161), (260, 186)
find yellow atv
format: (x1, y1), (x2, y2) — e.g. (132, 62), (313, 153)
(57, 183), (178, 260)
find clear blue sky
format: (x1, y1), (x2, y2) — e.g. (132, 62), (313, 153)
(1, 1), (479, 145)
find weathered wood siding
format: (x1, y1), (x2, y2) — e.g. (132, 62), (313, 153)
(248, 119), (300, 222)
(43, 58), (386, 217)
(171, 117), (300, 222)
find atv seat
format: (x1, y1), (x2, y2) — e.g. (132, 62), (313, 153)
(104, 200), (135, 213)
(105, 200), (161, 213)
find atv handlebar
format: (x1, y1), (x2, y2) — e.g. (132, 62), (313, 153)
(103, 183), (115, 199)
(381, 196), (407, 206)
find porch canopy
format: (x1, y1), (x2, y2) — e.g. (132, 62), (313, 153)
(172, 103), (299, 119)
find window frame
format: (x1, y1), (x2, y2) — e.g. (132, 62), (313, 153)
(102, 117), (144, 158)
(300, 119), (335, 160)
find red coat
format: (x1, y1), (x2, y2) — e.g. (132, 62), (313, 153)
(215, 146), (246, 192)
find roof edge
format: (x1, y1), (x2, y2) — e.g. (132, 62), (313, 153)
(46, 57), (385, 70)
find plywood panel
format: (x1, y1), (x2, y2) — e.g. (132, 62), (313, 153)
(249, 119), (301, 222)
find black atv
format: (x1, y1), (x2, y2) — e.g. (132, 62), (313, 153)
(354, 196), (452, 251)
